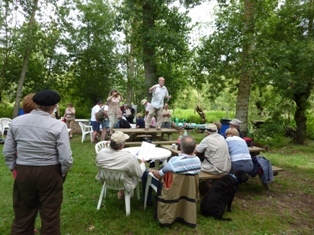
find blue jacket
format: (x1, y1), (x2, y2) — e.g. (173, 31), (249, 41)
(250, 156), (274, 184)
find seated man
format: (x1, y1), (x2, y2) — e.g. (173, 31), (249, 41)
(95, 131), (145, 199)
(195, 123), (231, 174)
(229, 118), (244, 138)
(142, 136), (201, 206)
(115, 112), (131, 128)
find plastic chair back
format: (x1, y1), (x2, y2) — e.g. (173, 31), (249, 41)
(95, 141), (110, 153)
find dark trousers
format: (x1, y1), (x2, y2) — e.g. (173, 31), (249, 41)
(11, 164), (63, 235)
(141, 170), (159, 206)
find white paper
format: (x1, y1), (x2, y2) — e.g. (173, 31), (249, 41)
(137, 141), (156, 161)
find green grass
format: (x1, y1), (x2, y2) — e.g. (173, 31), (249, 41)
(1, 132), (314, 235)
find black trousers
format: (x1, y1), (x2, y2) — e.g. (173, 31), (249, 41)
(11, 164), (63, 235)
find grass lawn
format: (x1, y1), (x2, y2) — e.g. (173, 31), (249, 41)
(1, 131), (314, 235)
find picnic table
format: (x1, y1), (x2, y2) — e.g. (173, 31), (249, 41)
(112, 128), (178, 146)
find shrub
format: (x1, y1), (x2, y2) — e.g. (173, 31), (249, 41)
(306, 111), (314, 139)
(0, 102), (13, 118)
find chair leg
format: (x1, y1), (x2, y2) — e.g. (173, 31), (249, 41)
(136, 184), (140, 200)
(144, 174), (152, 209)
(90, 131), (93, 142)
(124, 192), (131, 216)
(97, 183), (106, 210)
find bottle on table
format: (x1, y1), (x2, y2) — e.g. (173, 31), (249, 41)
(177, 134), (182, 151)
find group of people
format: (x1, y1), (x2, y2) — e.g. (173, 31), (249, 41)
(95, 117), (253, 209)
(1, 75), (255, 232)
(195, 119), (253, 176)
(91, 77), (172, 142)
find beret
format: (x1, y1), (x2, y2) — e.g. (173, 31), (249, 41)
(32, 90), (61, 106)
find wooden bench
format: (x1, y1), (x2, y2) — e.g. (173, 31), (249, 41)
(125, 140), (177, 146)
(199, 166), (284, 190)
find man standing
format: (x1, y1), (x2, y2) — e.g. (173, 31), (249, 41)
(91, 100), (103, 143)
(195, 123), (231, 174)
(145, 77), (171, 130)
(3, 90), (73, 235)
(95, 131), (145, 199)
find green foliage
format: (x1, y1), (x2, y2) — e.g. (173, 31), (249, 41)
(252, 119), (286, 143)
(172, 108), (226, 124)
(0, 102), (13, 118)
(306, 111), (314, 139)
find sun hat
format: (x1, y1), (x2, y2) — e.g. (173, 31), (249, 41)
(205, 123), (218, 133)
(141, 99), (147, 105)
(110, 131), (129, 144)
(229, 119), (241, 127)
(32, 90), (61, 106)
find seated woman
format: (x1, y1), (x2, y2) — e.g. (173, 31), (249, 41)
(225, 127), (253, 173)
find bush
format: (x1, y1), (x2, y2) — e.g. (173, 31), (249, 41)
(172, 109), (227, 124)
(0, 102), (13, 118)
(252, 118), (286, 144)
(306, 112), (314, 139)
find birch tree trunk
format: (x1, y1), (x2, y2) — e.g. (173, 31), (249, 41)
(12, 0), (39, 117)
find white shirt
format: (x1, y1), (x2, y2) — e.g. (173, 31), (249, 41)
(91, 104), (101, 121)
(150, 85), (169, 109)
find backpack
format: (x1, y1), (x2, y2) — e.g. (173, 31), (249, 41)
(96, 107), (105, 122)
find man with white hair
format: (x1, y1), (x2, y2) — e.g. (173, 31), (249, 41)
(145, 77), (171, 131)
(195, 123), (231, 174)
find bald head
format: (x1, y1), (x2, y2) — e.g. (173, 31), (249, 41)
(181, 136), (196, 155)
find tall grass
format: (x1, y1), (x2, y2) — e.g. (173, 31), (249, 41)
(1, 133), (314, 235)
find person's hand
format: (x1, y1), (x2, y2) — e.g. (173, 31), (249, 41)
(151, 170), (161, 180)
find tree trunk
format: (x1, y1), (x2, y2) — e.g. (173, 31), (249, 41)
(235, 0), (255, 136)
(12, 0), (38, 117)
(142, 1), (157, 100)
(126, 43), (135, 106)
(293, 89), (311, 145)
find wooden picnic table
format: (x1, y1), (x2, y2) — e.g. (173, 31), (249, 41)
(112, 128), (178, 142)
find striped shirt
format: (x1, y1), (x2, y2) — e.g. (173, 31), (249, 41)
(159, 153), (201, 177)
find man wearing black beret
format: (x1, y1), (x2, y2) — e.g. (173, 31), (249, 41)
(3, 89), (73, 235)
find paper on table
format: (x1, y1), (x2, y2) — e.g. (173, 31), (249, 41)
(137, 141), (156, 161)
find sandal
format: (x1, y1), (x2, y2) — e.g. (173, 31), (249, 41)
(145, 128), (149, 131)
(156, 128), (161, 131)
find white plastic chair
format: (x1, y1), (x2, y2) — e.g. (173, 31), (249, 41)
(0, 118), (12, 136)
(78, 122), (92, 143)
(95, 141), (111, 154)
(144, 172), (159, 209)
(97, 169), (140, 216)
